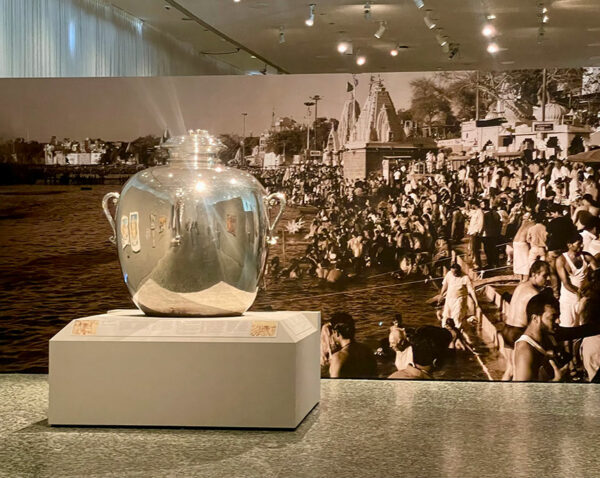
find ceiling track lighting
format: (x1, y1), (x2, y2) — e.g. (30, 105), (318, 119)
(279, 26), (285, 44)
(487, 42), (499, 54)
(363, 2), (371, 20)
(538, 3), (549, 23)
(413, 0), (425, 9)
(435, 32), (448, 47)
(486, 14), (496, 20)
(356, 54), (366, 66)
(337, 40), (353, 55)
(374, 21), (386, 39)
(423, 10), (436, 30)
(537, 2), (548, 42)
(390, 45), (408, 56)
(482, 23), (496, 38)
(448, 43), (459, 59)
(305, 4), (315, 27)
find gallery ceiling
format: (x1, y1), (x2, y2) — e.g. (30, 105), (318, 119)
(110, 0), (600, 74)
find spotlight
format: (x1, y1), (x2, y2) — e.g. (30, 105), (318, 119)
(364, 2), (371, 20)
(442, 42), (450, 53)
(413, 0), (425, 9)
(390, 47), (398, 56)
(543, 15), (549, 23)
(374, 21), (386, 39)
(234, 0), (241, 3)
(542, 6), (548, 13)
(337, 41), (353, 54)
(305, 4), (315, 26)
(436, 32), (448, 47)
(424, 11), (436, 30)
(448, 43), (459, 59)
(486, 14), (496, 20)
(356, 55), (366, 66)
(279, 26), (285, 44)
(487, 42), (499, 54)
(482, 23), (495, 37)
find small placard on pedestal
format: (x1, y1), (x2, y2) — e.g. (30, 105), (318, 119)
(49, 310), (320, 429)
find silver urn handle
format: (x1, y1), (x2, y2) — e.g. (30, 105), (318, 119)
(102, 192), (120, 245)
(265, 192), (286, 244)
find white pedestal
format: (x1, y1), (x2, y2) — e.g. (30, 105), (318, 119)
(49, 310), (320, 429)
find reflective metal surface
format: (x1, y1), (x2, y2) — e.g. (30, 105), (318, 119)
(102, 130), (285, 316)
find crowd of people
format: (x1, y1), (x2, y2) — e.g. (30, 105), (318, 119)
(259, 160), (462, 282)
(255, 147), (600, 382)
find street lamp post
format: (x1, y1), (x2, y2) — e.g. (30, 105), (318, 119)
(309, 95), (322, 151)
(241, 112), (248, 166)
(303, 101), (314, 158)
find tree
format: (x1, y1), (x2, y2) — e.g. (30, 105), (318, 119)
(99, 144), (119, 165)
(314, 117), (338, 150)
(245, 136), (259, 151)
(409, 78), (454, 129)
(437, 68), (587, 122)
(266, 128), (305, 157)
(218, 133), (242, 163)
(129, 135), (161, 166)
(396, 109), (413, 122)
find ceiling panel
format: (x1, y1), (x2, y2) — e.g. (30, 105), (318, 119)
(112, 0), (600, 74)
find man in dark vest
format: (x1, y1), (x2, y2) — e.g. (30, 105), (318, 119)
(482, 199), (502, 269)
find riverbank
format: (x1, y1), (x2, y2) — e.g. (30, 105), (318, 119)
(0, 163), (141, 185)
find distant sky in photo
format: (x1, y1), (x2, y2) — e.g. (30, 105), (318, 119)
(0, 71), (444, 142)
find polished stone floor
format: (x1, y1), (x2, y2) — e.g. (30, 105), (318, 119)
(1, 375), (599, 478)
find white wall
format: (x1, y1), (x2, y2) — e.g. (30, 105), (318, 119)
(0, 0), (241, 77)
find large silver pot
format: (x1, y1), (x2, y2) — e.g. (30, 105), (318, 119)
(102, 130), (285, 317)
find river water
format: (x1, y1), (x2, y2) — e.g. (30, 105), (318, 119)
(0, 185), (502, 379)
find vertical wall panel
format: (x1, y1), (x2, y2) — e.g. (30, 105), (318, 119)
(0, 0), (242, 77)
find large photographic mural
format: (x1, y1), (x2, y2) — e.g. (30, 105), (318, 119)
(1, 68), (599, 381)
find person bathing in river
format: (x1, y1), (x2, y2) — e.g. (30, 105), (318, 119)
(437, 263), (479, 330)
(444, 318), (467, 351)
(388, 314), (412, 371)
(321, 312), (377, 378)
(388, 326), (452, 380)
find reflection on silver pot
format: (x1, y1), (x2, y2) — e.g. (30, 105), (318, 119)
(102, 129), (286, 317)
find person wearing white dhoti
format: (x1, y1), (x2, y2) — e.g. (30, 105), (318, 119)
(556, 234), (597, 327)
(513, 213), (534, 277)
(438, 263), (479, 330)
(526, 213), (548, 267)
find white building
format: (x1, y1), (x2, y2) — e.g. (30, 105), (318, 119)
(459, 100), (593, 158)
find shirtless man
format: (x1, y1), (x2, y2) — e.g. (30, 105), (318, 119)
(501, 260), (551, 380)
(323, 312), (377, 378)
(514, 293), (568, 381)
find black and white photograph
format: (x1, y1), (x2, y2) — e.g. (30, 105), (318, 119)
(4, 1), (600, 477)
(2, 67), (600, 382)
